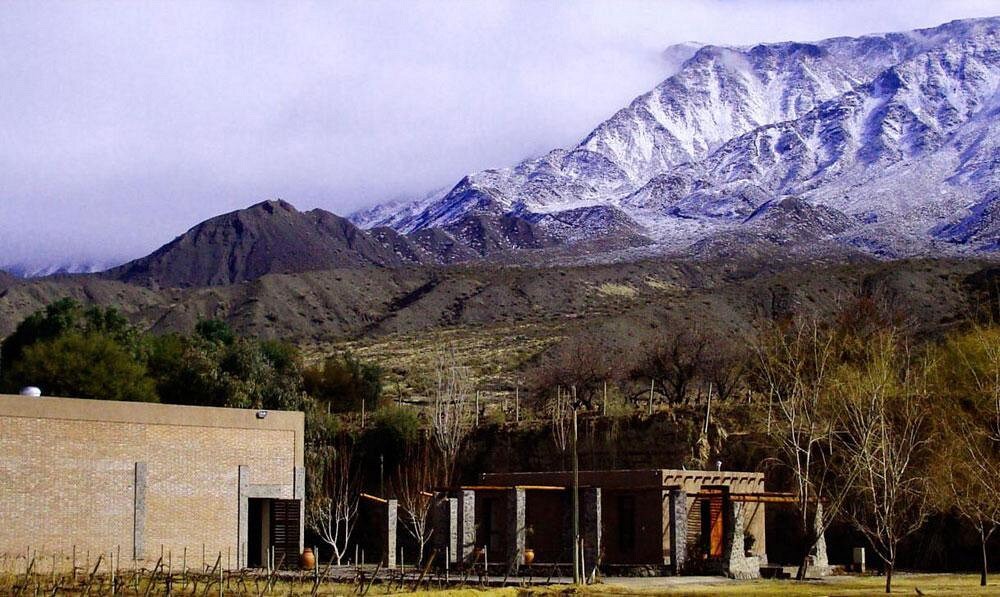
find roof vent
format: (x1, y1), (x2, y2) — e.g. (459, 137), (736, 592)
(19, 386), (42, 397)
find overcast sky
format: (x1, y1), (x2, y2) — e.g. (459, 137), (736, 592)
(2, 0), (998, 272)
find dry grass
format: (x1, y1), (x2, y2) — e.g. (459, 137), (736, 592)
(593, 283), (638, 299)
(4, 568), (998, 596)
(643, 276), (682, 293)
(555, 573), (1000, 596)
(305, 323), (565, 396)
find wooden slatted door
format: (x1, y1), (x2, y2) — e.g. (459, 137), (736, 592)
(700, 489), (725, 559)
(269, 499), (301, 568)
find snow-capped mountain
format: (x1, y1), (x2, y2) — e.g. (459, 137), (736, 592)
(351, 17), (1000, 258)
(2, 261), (113, 279)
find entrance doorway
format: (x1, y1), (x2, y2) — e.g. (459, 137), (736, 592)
(247, 498), (301, 568)
(700, 489), (725, 559)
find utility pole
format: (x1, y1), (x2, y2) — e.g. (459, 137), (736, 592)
(571, 385), (580, 584)
(515, 384), (520, 424)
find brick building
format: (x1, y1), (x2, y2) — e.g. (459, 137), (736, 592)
(0, 394), (305, 570)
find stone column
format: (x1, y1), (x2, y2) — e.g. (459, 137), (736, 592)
(385, 499), (398, 568)
(458, 490), (477, 564)
(133, 462), (147, 561)
(668, 488), (687, 574)
(581, 487), (601, 573)
(722, 500), (760, 580)
(812, 502), (829, 572)
(238, 465), (249, 568)
(294, 466), (306, 557)
(433, 495), (459, 563)
(506, 488), (526, 566)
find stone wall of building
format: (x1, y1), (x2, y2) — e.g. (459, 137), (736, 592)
(0, 395), (303, 570)
(722, 501), (761, 580)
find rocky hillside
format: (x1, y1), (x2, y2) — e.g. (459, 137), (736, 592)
(103, 199), (653, 288)
(0, 271), (15, 291)
(105, 200), (422, 287)
(2, 257), (995, 351)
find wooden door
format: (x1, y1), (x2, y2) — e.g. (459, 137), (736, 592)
(269, 499), (301, 568)
(700, 491), (725, 558)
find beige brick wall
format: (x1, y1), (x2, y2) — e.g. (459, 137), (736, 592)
(0, 395), (303, 571)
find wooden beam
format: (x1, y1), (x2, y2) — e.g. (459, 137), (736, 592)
(451, 485), (569, 491)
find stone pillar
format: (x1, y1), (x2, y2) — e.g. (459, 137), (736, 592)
(133, 462), (147, 561)
(668, 488), (687, 574)
(811, 502), (829, 572)
(458, 490), (477, 564)
(506, 488), (526, 566)
(238, 465), (249, 568)
(385, 499), (398, 568)
(581, 487), (601, 573)
(722, 500), (760, 580)
(433, 496), (459, 563)
(294, 466), (306, 556)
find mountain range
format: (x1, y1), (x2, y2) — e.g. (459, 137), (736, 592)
(352, 16), (1000, 260)
(5, 17), (1000, 288)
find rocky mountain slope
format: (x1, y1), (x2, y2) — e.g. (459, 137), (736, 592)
(107, 199), (423, 287)
(2, 257), (996, 353)
(104, 198), (650, 288)
(0, 271), (15, 291)
(352, 17), (1000, 259)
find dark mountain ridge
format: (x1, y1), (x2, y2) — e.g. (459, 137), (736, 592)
(0, 270), (15, 291)
(102, 199), (644, 288)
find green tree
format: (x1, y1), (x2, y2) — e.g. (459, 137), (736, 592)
(360, 405), (422, 483)
(195, 319), (235, 346)
(1, 298), (84, 382)
(7, 332), (157, 402)
(144, 333), (221, 406)
(303, 352), (382, 412)
(215, 338), (305, 410)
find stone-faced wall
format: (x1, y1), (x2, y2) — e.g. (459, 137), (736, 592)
(481, 469), (766, 567)
(661, 470), (767, 560)
(0, 394), (303, 570)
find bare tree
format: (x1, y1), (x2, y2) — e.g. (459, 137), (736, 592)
(634, 330), (706, 405)
(548, 385), (573, 453)
(945, 323), (1000, 439)
(393, 442), (445, 565)
(702, 336), (746, 402)
(307, 441), (362, 565)
(939, 420), (1000, 587)
(430, 353), (476, 483)
(836, 332), (933, 594)
(752, 315), (853, 580)
(529, 334), (613, 410)
(935, 323), (1000, 586)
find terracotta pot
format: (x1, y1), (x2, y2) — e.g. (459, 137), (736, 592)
(523, 548), (535, 566)
(300, 547), (316, 570)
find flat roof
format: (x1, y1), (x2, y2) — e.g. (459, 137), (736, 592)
(482, 468), (765, 489)
(0, 394), (306, 468)
(483, 468), (763, 478)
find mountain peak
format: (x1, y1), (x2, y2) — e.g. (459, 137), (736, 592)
(350, 15), (1000, 260)
(106, 200), (414, 288)
(250, 198), (297, 214)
